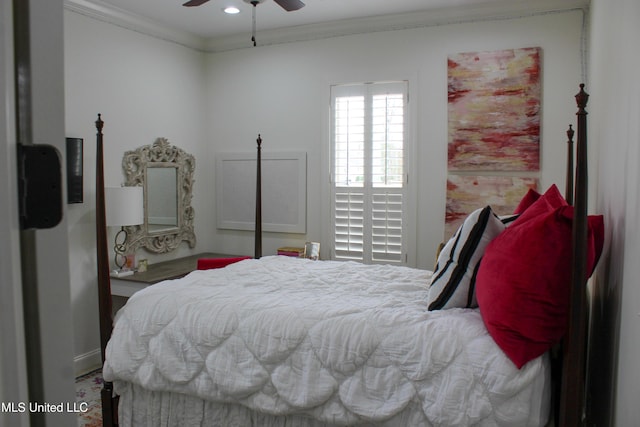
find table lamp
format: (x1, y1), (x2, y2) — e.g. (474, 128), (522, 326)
(105, 186), (144, 277)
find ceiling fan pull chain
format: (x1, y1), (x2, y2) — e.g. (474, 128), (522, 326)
(251, 1), (258, 46)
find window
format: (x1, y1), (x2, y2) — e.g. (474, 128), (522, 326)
(330, 81), (409, 264)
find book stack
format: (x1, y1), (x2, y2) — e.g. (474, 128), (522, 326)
(277, 247), (305, 257)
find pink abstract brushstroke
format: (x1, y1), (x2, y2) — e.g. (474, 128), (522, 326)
(448, 47), (541, 171)
(444, 175), (538, 238)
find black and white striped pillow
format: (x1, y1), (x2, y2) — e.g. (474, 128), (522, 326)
(428, 206), (510, 310)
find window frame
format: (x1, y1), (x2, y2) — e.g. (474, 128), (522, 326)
(328, 81), (413, 265)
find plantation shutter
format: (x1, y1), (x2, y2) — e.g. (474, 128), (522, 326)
(331, 82), (408, 264)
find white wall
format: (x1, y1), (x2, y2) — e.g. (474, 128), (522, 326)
(205, 10), (586, 268)
(588, 0), (640, 424)
(64, 10), (209, 370)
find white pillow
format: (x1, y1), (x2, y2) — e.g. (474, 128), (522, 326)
(428, 206), (507, 310)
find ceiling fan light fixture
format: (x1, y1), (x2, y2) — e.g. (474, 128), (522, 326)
(223, 6), (240, 14)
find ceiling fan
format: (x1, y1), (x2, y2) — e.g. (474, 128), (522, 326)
(183, 0), (305, 12)
(183, 0), (305, 46)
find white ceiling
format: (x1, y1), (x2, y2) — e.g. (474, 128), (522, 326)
(90, 0), (506, 38)
(67, 0), (588, 51)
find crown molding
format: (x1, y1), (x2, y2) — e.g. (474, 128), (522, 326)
(207, 0), (589, 52)
(65, 0), (588, 53)
(64, 0), (207, 51)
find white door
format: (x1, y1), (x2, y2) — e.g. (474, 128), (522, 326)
(0, 2), (29, 426)
(1, 1), (76, 426)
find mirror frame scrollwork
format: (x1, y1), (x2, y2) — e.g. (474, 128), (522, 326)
(122, 138), (196, 253)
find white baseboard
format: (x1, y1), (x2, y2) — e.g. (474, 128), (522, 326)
(74, 348), (102, 377)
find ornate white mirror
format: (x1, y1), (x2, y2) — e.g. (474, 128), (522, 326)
(122, 138), (196, 253)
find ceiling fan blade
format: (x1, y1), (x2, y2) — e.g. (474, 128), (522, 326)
(183, 0), (210, 7)
(273, 0), (305, 12)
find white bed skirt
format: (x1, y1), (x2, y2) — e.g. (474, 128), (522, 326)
(115, 382), (429, 427)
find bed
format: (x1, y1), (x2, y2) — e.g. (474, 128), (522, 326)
(95, 85), (599, 426)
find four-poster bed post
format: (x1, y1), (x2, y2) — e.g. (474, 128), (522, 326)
(559, 84), (590, 426)
(95, 114), (116, 426)
(255, 134), (262, 259)
(565, 124), (575, 206)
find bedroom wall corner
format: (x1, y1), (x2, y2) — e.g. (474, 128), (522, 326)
(63, 9), (210, 366)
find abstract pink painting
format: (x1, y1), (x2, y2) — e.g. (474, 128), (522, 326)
(448, 47), (541, 171)
(445, 175), (538, 238)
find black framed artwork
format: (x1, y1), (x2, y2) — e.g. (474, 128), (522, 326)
(66, 137), (83, 203)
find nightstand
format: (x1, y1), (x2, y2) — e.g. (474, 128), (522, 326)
(110, 252), (242, 297)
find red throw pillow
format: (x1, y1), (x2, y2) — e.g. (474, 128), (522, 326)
(513, 184), (566, 223)
(476, 203), (604, 368)
(513, 188), (541, 214)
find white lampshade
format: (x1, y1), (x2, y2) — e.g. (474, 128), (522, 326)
(105, 186), (144, 226)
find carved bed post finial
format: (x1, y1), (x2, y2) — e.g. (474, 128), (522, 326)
(576, 83), (589, 113)
(574, 84), (589, 205)
(95, 113), (103, 133)
(567, 123), (574, 140)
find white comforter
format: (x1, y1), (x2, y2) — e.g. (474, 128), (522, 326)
(104, 256), (550, 426)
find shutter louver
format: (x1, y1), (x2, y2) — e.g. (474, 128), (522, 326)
(334, 192), (364, 259)
(372, 192), (403, 262)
